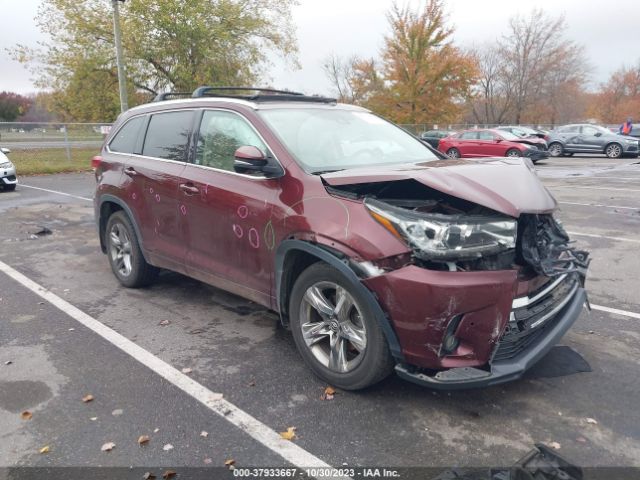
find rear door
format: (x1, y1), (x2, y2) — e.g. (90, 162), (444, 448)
(457, 131), (479, 156)
(125, 109), (194, 272)
(178, 109), (282, 306)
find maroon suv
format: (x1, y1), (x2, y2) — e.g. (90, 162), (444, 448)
(94, 87), (589, 390)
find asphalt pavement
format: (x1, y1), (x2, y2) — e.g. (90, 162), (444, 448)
(1, 157), (640, 475)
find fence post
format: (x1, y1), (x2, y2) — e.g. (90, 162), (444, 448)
(63, 125), (72, 162)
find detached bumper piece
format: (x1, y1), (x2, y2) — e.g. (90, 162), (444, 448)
(396, 276), (587, 390)
(433, 443), (582, 480)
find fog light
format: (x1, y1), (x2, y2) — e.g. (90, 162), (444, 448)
(440, 314), (463, 356)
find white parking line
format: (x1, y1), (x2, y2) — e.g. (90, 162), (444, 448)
(560, 201), (638, 210)
(19, 184), (92, 202)
(0, 260), (334, 472)
(567, 231), (640, 244)
(551, 185), (640, 193)
(591, 304), (640, 320)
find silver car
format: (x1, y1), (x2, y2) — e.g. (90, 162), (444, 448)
(547, 124), (639, 158)
(0, 148), (17, 191)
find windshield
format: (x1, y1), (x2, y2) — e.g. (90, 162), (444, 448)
(498, 130), (523, 141)
(257, 108), (438, 173)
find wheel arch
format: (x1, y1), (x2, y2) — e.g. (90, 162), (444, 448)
(604, 141), (623, 156)
(98, 194), (148, 262)
(275, 239), (404, 361)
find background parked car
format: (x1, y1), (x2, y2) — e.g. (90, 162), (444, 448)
(0, 147), (17, 191)
(547, 124), (640, 158)
(437, 129), (549, 163)
(496, 125), (550, 141)
(419, 129), (456, 149)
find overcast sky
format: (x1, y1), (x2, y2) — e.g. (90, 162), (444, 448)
(1, 0), (639, 95)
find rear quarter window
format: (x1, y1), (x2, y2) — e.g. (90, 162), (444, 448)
(109, 116), (145, 154)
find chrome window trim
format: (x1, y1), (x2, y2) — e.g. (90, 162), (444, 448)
(511, 273), (568, 309)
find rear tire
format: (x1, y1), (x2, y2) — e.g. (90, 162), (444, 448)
(548, 142), (563, 157)
(105, 211), (157, 288)
(446, 148), (460, 159)
(506, 148), (522, 157)
(289, 262), (394, 390)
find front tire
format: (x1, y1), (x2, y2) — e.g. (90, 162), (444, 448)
(105, 211), (157, 288)
(289, 263), (394, 390)
(605, 143), (623, 158)
(548, 142), (563, 157)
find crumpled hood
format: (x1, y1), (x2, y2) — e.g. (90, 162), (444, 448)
(321, 158), (557, 218)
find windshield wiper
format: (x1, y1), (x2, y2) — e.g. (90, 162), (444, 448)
(311, 169), (344, 175)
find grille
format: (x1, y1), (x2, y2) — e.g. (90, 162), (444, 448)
(493, 274), (578, 362)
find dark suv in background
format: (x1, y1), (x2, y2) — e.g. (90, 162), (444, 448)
(93, 87), (589, 390)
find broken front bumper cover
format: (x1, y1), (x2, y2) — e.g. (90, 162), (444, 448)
(395, 286), (587, 390)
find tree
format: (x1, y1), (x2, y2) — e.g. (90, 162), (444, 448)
(498, 9), (589, 124)
(13, 0), (299, 121)
(379, 1), (478, 124)
(0, 92), (32, 122)
(588, 61), (640, 124)
(469, 44), (512, 124)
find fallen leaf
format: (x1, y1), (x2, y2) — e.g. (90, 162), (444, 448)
(159, 320), (170, 326)
(279, 427), (296, 441)
(548, 441), (561, 450)
(101, 442), (116, 452)
(112, 409), (123, 416)
(181, 367), (193, 374)
(21, 411), (33, 420)
(586, 418), (598, 425)
(321, 386), (336, 401)
(5, 361), (13, 365)
(162, 470), (177, 479)
(163, 443), (174, 451)
(90, 417), (98, 421)
(142, 473), (156, 480)
(203, 458), (213, 465)
(68, 328), (75, 331)
(154, 428), (160, 433)
(138, 435), (150, 445)
(200, 431), (208, 438)
(82, 394), (94, 403)
(225, 459), (236, 469)
(247, 379), (256, 387)
(39, 445), (50, 454)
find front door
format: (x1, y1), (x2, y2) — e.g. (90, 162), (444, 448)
(179, 109), (281, 306)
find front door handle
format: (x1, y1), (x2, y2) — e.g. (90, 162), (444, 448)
(124, 167), (138, 177)
(179, 183), (199, 195)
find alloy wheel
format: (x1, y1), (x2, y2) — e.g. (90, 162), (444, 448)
(300, 281), (367, 373)
(109, 223), (133, 277)
(548, 143), (563, 157)
(606, 143), (622, 158)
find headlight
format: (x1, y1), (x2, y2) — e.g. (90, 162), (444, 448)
(364, 198), (517, 261)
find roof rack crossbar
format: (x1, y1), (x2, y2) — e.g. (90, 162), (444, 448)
(192, 86), (304, 98)
(152, 92), (192, 102)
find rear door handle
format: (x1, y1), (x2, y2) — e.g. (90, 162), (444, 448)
(124, 167), (138, 177)
(179, 183), (199, 195)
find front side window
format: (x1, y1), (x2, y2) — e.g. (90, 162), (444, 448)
(581, 126), (599, 135)
(557, 125), (579, 133)
(477, 131), (495, 140)
(142, 110), (193, 161)
(109, 116), (145, 154)
(459, 131), (478, 140)
(258, 108), (437, 173)
(195, 110), (267, 172)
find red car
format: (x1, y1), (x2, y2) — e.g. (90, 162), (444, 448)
(438, 129), (549, 163)
(93, 87), (588, 390)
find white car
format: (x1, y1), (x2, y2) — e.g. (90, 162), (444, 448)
(0, 148), (17, 191)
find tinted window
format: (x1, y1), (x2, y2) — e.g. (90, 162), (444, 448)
(581, 126), (598, 135)
(557, 125), (579, 133)
(109, 116), (145, 154)
(477, 131), (495, 140)
(196, 110), (267, 172)
(460, 131), (478, 140)
(142, 111), (193, 161)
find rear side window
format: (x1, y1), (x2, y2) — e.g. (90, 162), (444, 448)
(477, 131), (494, 140)
(142, 110), (193, 161)
(109, 116), (145, 154)
(557, 125), (579, 133)
(460, 131), (478, 140)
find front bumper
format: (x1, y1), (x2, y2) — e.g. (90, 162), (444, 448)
(396, 286), (586, 389)
(0, 163), (18, 185)
(524, 149), (549, 162)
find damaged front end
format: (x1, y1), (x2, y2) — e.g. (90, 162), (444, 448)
(326, 175), (590, 389)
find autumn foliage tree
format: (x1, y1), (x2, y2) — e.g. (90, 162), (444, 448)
(13, 0), (298, 122)
(0, 92), (32, 122)
(324, 1), (477, 125)
(588, 62), (640, 124)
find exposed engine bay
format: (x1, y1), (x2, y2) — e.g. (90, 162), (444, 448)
(326, 179), (590, 277)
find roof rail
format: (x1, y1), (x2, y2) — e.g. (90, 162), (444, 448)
(152, 92), (192, 102)
(192, 86), (337, 104)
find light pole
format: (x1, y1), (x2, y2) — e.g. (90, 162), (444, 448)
(112, 0), (128, 112)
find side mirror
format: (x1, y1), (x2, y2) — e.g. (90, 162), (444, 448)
(233, 146), (282, 176)
(495, 138), (503, 143)
(594, 132), (602, 137)
(1, 148), (10, 154)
